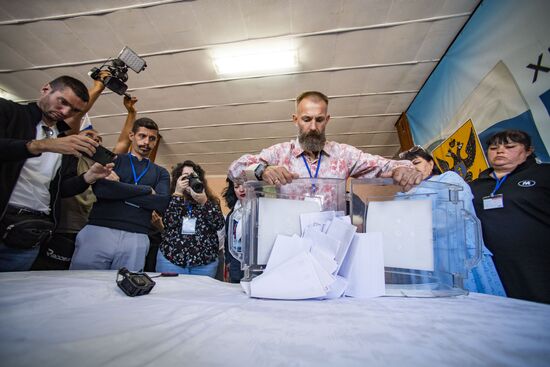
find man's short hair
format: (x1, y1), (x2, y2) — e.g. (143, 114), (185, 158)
(49, 75), (89, 103)
(296, 91), (329, 106)
(132, 117), (159, 133)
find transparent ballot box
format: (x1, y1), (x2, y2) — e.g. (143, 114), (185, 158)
(350, 178), (481, 297)
(228, 178), (347, 280)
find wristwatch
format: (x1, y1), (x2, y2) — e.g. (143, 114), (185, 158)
(254, 163), (268, 181)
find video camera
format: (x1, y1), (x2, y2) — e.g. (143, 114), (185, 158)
(89, 46), (147, 97)
(116, 267), (155, 297)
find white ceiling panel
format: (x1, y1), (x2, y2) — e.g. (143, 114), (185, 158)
(0, 0), (480, 175)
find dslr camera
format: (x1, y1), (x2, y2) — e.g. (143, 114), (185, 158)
(116, 267), (155, 297)
(187, 173), (204, 193)
(89, 46), (147, 97)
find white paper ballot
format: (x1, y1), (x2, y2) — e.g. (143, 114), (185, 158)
(250, 252), (327, 300)
(339, 233), (385, 299)
(366, 200), (434, 271)
(264, 235), (312, 272)
(303, 227), (340, 258)
(310, 249), (338, 275)
(257, 198), (321, 264)
(325, 217), (357, 272)
(300, 211), (336, 235)
(308, 252), (335, 290)
(322, 275), (348, 299)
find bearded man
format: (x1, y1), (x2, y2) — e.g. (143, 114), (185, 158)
(228, 91), (421, 191)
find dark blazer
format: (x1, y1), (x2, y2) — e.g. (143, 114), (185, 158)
(0, 98), (89, 227)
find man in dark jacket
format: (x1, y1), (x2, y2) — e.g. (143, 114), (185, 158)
(0, 75), (113, 271)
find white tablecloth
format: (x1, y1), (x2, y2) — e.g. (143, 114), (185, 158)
(0, 271), (549, 367)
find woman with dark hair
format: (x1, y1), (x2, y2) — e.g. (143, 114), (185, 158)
(399, 146), (506, 296)
(470, 130), (550, 303)
(222, 177), (246, 283)
(157, 160), (225, 277)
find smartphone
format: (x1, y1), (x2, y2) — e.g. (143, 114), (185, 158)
(88, 145), (117, 165)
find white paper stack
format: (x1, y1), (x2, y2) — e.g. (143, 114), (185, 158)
(248, 210), (386, 300)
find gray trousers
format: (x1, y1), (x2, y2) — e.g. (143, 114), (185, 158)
(70, 225), (149, 272)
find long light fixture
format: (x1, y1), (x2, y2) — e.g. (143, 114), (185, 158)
(0, 87), (21, 101)
(213, 49), (298, 75)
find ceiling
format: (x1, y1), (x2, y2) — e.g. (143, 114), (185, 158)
(0, 0), (479, 176)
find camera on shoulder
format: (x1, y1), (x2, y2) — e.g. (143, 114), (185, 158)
(116, 267), (155, 297)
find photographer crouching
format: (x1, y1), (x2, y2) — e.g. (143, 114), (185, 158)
(157, 160), (225, 277)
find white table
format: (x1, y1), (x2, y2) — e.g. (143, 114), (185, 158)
(0, 271), (549, 367)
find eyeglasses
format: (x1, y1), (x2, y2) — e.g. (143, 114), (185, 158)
(42, 126), (54, 139)
(398, 145), (425, 159)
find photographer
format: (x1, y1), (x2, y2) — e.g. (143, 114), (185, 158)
(32, 72), (140, 270)
(0, 75), (113, 271)
(157, 160), (224, 277)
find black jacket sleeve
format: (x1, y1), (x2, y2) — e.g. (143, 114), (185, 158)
(59, 155), (90, 198)
(123, 167), (171, 213)
(93, 179), (153, 200)
(0, 99), (40, 162)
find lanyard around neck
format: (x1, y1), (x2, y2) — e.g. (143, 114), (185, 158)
(302, 153), (322, 179)
(129, 153), (150, 185)
(490, 172), (508, 196)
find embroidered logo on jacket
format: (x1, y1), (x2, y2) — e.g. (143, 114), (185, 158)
(517, 180), (536, 187)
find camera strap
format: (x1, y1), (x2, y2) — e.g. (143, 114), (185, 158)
(128, 153), (150, 185)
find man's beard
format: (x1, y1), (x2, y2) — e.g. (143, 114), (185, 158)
(298, 130), (326, 153)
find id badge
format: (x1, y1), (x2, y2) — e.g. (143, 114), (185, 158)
(304, 195), (323, 208)
(181, 217), (197, 234)
(483, 194), (504, 210)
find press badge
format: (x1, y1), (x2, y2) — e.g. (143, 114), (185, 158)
(181, 217), (197, 234)
(304, 195), (323, 207)
(483, 194), (504, 210)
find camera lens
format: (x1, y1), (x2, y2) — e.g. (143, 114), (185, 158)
(188, 174), (204, 193)
(131, 275), (146, 286)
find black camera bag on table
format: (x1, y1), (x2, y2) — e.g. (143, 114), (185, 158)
(0, 211), (54, 250)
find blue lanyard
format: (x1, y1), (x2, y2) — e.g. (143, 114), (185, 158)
(490, 172), (508, 196)
(185, 203), (193, 217)
(302, 153), (322, 179)
(128, 153), (150, 185)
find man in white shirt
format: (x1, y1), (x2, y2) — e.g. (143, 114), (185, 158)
(0, 75), (113, 271)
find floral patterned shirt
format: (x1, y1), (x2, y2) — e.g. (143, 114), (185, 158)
(160, 195), (225, 267)
(228, 139), (412, 181)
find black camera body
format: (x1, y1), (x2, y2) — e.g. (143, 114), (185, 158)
(89, 47), (146, 97)
(188, 173), (204, 193)
(90, 61), (129, 96)
(116, 267), (155, 297)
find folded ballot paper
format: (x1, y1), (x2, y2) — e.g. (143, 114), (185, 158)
(246, 209), (386, 300)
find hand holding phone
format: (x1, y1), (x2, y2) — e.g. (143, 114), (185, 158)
(87, 145), (117, 165)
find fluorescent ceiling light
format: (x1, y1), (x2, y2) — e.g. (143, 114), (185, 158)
(213, 49), (298, 75)
(0, 87), (20, 100)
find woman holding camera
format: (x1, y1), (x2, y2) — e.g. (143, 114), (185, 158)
(157, 160), (224, 277)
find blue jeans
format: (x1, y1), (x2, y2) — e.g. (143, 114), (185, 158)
(156, 250), (218, 278)
(0, 241), (40, 272)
